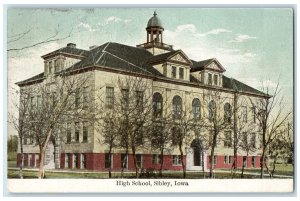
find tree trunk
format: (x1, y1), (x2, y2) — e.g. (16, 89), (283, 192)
(260, 148), (266, 179)
(131, 146), (138, 178)
(179, 145), (186, 178)
(108, 146), (112, 178)
(209, 147), (215, 178)
(159, 148), (164, 178)
(19, 138), (24, 179)
(38, 151), (45, 179)
(202, 151), (205, 179)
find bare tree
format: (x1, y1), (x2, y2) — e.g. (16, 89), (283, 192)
(250, 82), (291, 178)
(203, 90), (232, 178)
(8, 88), (32, 179)
(18, 72), (91, 178)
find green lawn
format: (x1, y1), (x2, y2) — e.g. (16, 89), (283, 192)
(7, 169), (262, 179)
(7, 152), (17, 162)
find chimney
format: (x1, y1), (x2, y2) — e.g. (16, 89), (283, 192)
(89, 45), (98, 50)
(67, 43), (76, 48)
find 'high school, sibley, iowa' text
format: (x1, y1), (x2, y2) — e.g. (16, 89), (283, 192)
(116, 180), (189, 187)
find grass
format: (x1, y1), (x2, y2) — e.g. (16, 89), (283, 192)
(7, 169), (265, 179)
(7, 152), (17, 162)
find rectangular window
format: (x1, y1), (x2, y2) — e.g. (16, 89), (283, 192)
(136, 154), (143, 168)
(66, 123), (71, 143)
(229, 156), (234, 164)
(82, 122), (88, 143)
(172, 127), (180, 146)
(212, 155), (217, 165)
(49, 61), (53, 73)
(250, 133), (256, 149)
(152, 154), (162, 164)
(224, 156), (229, 164)
(252, 107), (256, 123)
(179, 67), (184, 79)
(224, 131), (232, 147)
(214, 74), (218, 85)
(80, 154), (86, 169)
(36, 95), (41, 108)
(252, 156), (256, 167)
(136, 127), (143, 145)
(208, 73), (212, 85)
(172, 66), (176, 78)
(172, 155), (181, 165)
(35, 154), (39, 168)
(73, 154), (79, 169)
(242, 106), (247, 122)
(54, 59), (60, 72)
(242, 132), (248, 146)
(121, 154), (128, 169)
(75, 122), (80, 143)
(65, 154), (69, 168)
(106, 87), (114, 109)
(136, 91), (144, 111)
(30, 96), (35, 108)
(83, 86), (89, 107)
(75, 88), (80, 108)
(122, 89), (129, 109)
(105, 153), (113, 169)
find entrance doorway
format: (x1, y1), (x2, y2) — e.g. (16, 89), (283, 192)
(191, 139), (203, 166)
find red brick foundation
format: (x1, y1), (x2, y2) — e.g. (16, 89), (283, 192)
(206, 155), (261, 169)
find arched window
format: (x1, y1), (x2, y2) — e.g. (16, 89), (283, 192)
(208, 100), (216, 121)
(192, 98), (201, 119)
(224, 103), (232, 123)
(172, 95), (182, 119)
(153, 92), (163, 118)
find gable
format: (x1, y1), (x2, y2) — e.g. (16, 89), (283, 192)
(206, 60), (225, 72)
(168, 52), (192, 65)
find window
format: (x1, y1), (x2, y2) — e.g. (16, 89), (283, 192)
(82, 122), (88, 142)
(192, 98), (201, 119)
(105, 153), (113, 168)
(136, 154), (143, 168)
(152, 154), (162, 164)
(49, 61), (53, 74)
(172, 127), (181, 146)
(224, 155), (229, 164)
(224, 131), (232, 147)
(106, 87), (114, 109)
(65, 154), (69, 168)
(252, 107), (256, 123)
(250, 133), (256, 149)
(83, 86), (89, 107)
(73, 154), (79, 169)
(172, 66), (176, 78)
(224, 103), (232, 123)
(75, 122), (80, 143)
(66, 123), (71, 143)
(75, 88), (80, 108)
(28, 154), (32, 167)
(252, 156), (256, 167)
(35, 154), (39, 168)
(172, 155), (181, 165)
(136, 127), (143, 145)
(242, 132), (248, 146)
(121, 89), (129, 109)
(210, 155), (217, 165)
(242, 106), (247, 122)
(172, 95), (182, 119)
(208, 73), (212, 85)
(54, 59), (60, 72)
(30, 96), (35, 108)
(208, 100), (216, 121)
(153, 92), (163, 118)
(36, 95), (41, 108)
(121, 154), (128, 169)
(80, 154), (86, 169)
(214, 74), (218, 85)
(179, 68), (184, 79)
(229, 156), (234, 164)
(136, 91), (144, 111)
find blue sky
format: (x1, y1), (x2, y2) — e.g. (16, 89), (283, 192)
(7, 8), (293, 111)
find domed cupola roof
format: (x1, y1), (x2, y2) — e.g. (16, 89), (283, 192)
(147, 11), (164, 29)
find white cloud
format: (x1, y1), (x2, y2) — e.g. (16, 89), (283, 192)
(228, 34), (257, 43)
(78, 22), (97, 32)
(175, 24), (197, 33)
(105, 16), (132, 24)
(197, 28), (232, 37)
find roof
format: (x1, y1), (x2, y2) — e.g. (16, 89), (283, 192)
(41, 46), (90, 59)
(147, 11), (163, 29)
(222, 75), (268, 96)
(191, 58), (225, 72)
(17, 42), (267, 97)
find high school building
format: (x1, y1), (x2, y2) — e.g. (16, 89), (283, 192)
(16, 12), (268, 172)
